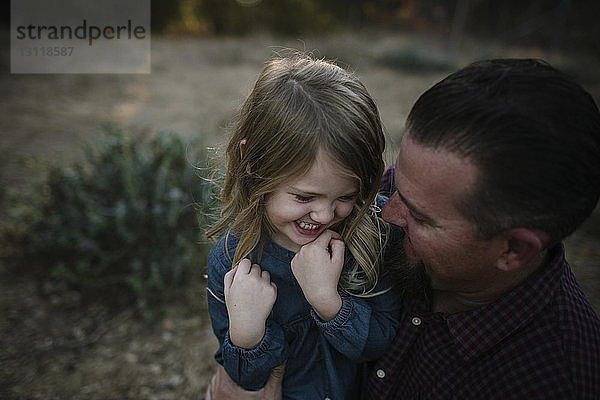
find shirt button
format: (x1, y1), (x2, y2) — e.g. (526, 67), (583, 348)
(376, 369), (386, 378)
(411, 316), (422, 326)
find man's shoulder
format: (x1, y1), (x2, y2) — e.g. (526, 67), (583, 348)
(466, 283), (599, 398)
(475, 249), (599, 394)
(553, 261), (600, 342)
(524, 251), (600, 348)
(520, 257), (600, 395)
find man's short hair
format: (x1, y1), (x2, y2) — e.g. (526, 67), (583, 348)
(406, 59), (600, 245)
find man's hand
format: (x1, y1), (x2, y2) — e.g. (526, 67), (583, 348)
(224, 259), (277, 349)
(205, 362), (286, 400)
(291, 230), (344, 321)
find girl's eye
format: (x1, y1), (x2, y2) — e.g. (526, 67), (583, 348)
(338, 194), (357, 202)
(294, 194), (313, 202)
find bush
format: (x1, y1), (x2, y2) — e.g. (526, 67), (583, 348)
(12, 126), (218, 309)
(374, 46), (455, 73)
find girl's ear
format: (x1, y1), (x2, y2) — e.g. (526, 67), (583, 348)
(495, 228), (546, 272)
(239, 139), (247, 159)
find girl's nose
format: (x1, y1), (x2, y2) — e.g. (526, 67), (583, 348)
(381, 192), (408, 227)
(310, 204), (335, 224)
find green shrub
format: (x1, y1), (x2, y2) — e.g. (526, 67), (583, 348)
(374, 46), (455, 72)
(17, 125), (218, 308)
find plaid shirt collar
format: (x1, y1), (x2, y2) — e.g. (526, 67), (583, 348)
(439, 244), (565, 361)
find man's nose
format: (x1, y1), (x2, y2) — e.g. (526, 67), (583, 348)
(382, 192), (407, 227)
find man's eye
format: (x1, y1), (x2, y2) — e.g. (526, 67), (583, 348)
(294, 194), (313, 202)
(410, 213), (427, 225)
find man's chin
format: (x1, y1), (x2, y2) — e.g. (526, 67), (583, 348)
(405, 255), (422, 269)
(385, 242), (431, 300)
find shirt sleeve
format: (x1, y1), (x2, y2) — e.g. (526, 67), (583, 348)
(206, 237), (288, 391)
(310, 213), (403, 363)
(310, 278), (402, 362)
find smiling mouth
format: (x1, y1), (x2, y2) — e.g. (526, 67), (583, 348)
(295, 220), (325, 236)
(296, 220), (320, 230)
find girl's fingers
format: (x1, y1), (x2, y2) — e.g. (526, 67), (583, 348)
(261, 269), (271, 281)
(311, 229), (341, 248)
(329, 238), (345, 264)
(237, 259), (252, 274)
(224, 265), (238, 290)
(230, 261), (273, 285)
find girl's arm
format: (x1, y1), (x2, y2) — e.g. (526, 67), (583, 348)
(291, 230), (345, 321)
(206, 240), (288, 391)
(311, 283), (401, 362)
(224, 260), (277, 349)
(291, 231), (402, 362)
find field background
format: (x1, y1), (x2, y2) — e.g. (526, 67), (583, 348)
(1, 1), (600, 399)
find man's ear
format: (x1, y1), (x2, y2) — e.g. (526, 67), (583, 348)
(495, 228), (546, 272)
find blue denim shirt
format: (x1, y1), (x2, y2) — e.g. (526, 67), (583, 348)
(206, 218), (402, 399)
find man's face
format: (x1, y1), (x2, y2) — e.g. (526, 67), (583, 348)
(382, 133), (503, 293)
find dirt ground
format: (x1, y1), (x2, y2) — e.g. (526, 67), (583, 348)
(1, 33), (599, 399)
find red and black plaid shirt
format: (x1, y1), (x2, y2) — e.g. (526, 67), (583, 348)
(364, 243), (600, 399)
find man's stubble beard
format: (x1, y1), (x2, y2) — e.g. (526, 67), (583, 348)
(385, 238), (431, 301)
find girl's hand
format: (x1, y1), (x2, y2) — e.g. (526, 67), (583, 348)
(224, 259), (277, 349)
(291, 230), (344, 321)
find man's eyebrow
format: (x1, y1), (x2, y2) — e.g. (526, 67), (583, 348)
(396, 190), (434, 223)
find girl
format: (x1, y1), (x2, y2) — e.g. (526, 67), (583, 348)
(206, 55), (401, 400)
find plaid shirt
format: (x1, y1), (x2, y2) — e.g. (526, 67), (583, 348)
(364, 243), (600, 399)
(378, 164), (396, 198)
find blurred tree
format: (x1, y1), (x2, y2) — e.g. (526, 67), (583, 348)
(449, 0), (469, 50)
(319, 0), (365, 31)
(463, 0), (599, 53)
(151, 0), (183, 33)
(0, 2), (8, 27)
(142, 0), (600, 56)
(163, 0), (348, 36)
(359, 0), (599, 55)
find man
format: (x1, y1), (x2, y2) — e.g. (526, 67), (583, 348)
(366, 58), (600, 399)
(206, 59), (600, 399)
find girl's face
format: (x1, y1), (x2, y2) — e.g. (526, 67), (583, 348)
(265, 152), (358, 252)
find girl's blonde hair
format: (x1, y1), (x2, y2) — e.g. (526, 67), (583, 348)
(207, 55), (388, 295)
